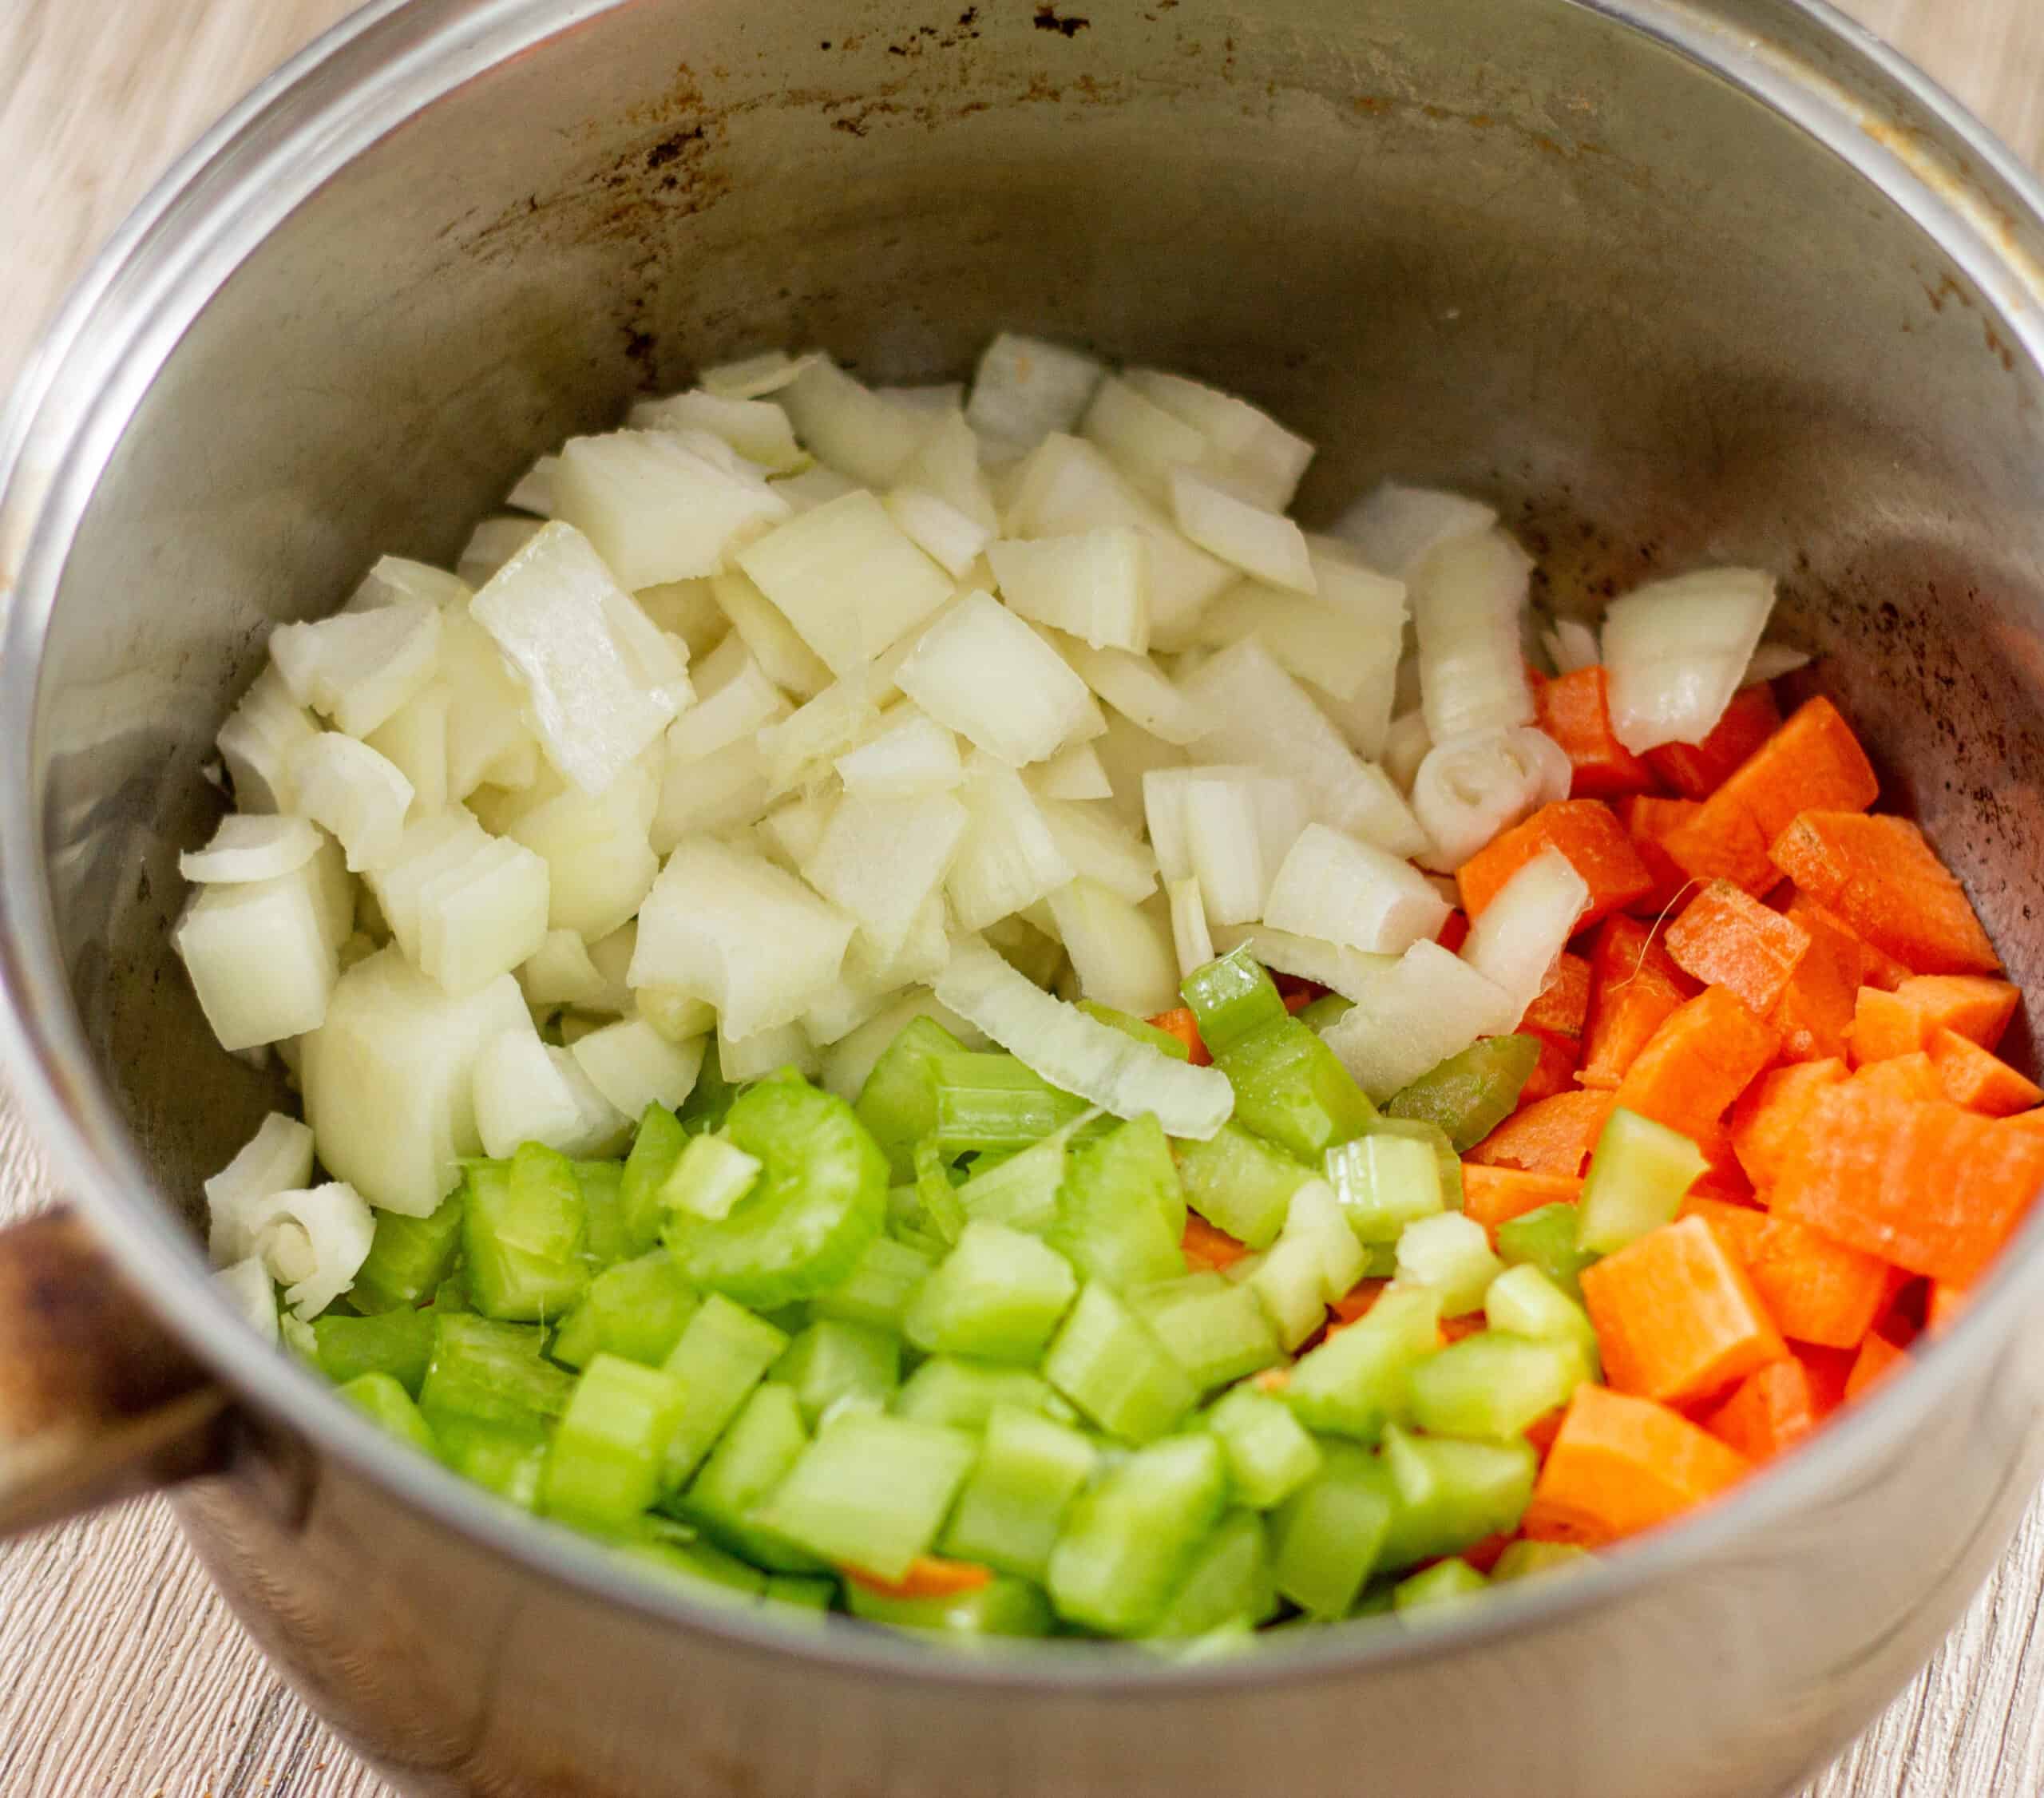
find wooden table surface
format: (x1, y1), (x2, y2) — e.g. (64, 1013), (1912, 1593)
(6, 1), (2044, 1792)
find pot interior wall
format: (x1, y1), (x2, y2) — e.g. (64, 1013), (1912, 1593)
(30, 0), (2044, 1223)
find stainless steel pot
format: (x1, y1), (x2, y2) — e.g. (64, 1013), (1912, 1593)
(6, 0), (2044, 1792)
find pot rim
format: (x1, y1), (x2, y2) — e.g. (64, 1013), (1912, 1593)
(4, 0), (2044, 1692)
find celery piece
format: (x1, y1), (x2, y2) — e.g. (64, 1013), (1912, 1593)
(678, 1037), (740, 1135)
(666, 1080), (886, 1309)
(461, 1147), (590, 1323)
(1492, 1539), (1592, 1582)
(1286, 1285), (1441, 1441)
(1268, 1440), (1396, 1619)
(1325, 1134), (1443, 1244)
(1147, 1510), (1278, 1638)
(1350, 1581), (1398, 1620)
(1205, 1385), (1322, 1509)
(1132, 1277), (1281, 1391)
(549, 1252), (701, 1372)
(679, 1382), (826, 1573)
(1175, 1124), (1312, 1250)
(1079, 1000), (1191, 1061)
(1485, 1262), (1599, 1372)
(1407, 1333), (1584, 1440)
(624, 1531), (768, 1601)
(893, 1357), (1058, 1430)
(855, 1015), (965, 1181)
(434, 1413), (549, 1507)
(433, 1271), (472, 1315)
(810, 1234), (936, 1333)
(350, 1194), (463, 1313)
(420, 1313), (573, 1426)
(1179, 945), (1285, 1056)
(1375, 1424), (1537, 1573)
(1075, 1111), (1186, 1239)
(662, 1133), (763, 1222)
(933, 1052), (1090, 1153)
(844, 1574), (1054, 1638)
(339, 1370), (438, 1455)
(755, 1412), (979, 1581)
(573, 1159), (633, 1267)
(772, 1318), (902, 1425)
(1393, 1557), (1489, 1615)
(1384, 1034), (1541, 1152)
(1248, 1182), (1367, 1350)
(660, 1294), (790, 1486)
(542, 1353), (691, 1531)
(315, 1306), (436, 1396)
(941, 1403), (1099, 1582)
(1048, 1432), (1229, 1635)
(911, 1136), (969, 1243)
(1218, 1016), (1376, 1162)
(1048, 1118), (1187, 1293)
(905, 1221), (1078, 1364)
(1296, 993), (1353, 1034)
(1362, 1115), (1464, 1210)
(764, 1574), (839, 1614)
(1395, 1212), (1504, 1315)
(621, 1103), (688, 1253)
(1495, 1202), (1599, 1301)
(1043, 1283), (1198, 1444)
(955, 1131), (1068, 1234)
(1576, 1107), (1708, 1254)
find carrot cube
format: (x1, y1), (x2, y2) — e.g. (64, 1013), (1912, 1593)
(1769, 811), (1998, 976)
(1579, 916), (1692, 1089)
(1766, 902), (1864, 1061)
(1458, 800), (1654, 929)
(1644, 684), (1783, 798)
(1852, 974), (2021, 1063)
(1844, 1332), (1908, 1402)
(1927, 1028), (2044, 1117)
(1461, 1166), (1583, 1242)
(1523, 1384), (1753, 1547)
(1664, 881), (1812, 1016)
(1727, 1058), (1848, 1192)
(1611, 985), (1781, 1143)
(1467, 1089), (1617, 1177)
(1523, 952), (1593, 1036)
(1701, 1347), (1849, 1461)
(1537, 667), (1658, 798)
(1519, 1026), (1583, 1104)
(1848, 1051), (1942, 1103)
(1181, 1214), (1250, 1272)
(1615, 794), (1706, 917)
(1662, 801), (1778, 900)
(1705, 695), (1880, 843)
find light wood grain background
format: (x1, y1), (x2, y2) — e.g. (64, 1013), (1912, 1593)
(4, 1), (2044, 1793)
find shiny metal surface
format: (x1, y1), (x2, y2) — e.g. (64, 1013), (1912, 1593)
(5, 0), (2044, 1792)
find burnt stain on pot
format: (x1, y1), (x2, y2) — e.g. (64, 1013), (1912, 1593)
(1032, 6), (1090, 36)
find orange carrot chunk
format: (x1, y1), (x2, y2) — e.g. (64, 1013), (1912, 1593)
(1519, 1026), (1584, 1104)
(1699, 1201), (1905, 1348)
(1578, 915), (1692, 1089)
(1523, 951), (1593, 1036)
(1785, 893), (1910, 990)
(1181, 1214), (1250, 1273)
(1700, 695), (1880, 844)
(1765, 901), (1864, 1062)
(1615, 794), (1706, 917)
(1462, 1166), (1584, 1242)
(1727, 1058), (1848, 1192)
(1851, 974), (2022, 1063)
(1663, 881), (1812, 1016)
(1467, 1089), (1618, 1177)
(842, 1556), (995, 1600)
(1769, 811), (1999, 976)
(1457, 799), (1654, 929)
(1927, 1028), (2044, 1117)
(1522, 1384), (1753, 1547)
(1701, 1347), (1849, 1461)
(1145, 1007), (1212, 1066)
(1611, 985), (1781, 1143)
(1661, 800), (1778, 900)
(1580, 1214), (1788, 1406)
(1537, 667), (1658, 798)
(1844, 1332), (1908, 1402)
(1644, 684), (1783, 799)
(1925, 1281), (1971, 1337)
(2000, 1108), (2044, 1138)
(1848, 1051), (1942, 1104)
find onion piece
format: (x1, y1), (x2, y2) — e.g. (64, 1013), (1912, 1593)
(473, 1027), (629, 1159)
(899, 410), (999, 531)
(1382, 708), (1432, 795)
(935, 936), (1232, 1139)
(1167, 875), (1215, 977)
(180, 814), (323, 885)
(345, 556), (470, 616)
(288, 733), (414, 873)
(569, 1016), (707, 1119)
(506, 453), (558, 517)
(883, 486), (995, 580)
(1079, 375), (1214, 501)
(699, 348), (818, 399)
(945, 754), (1075, 933)
(1029, 742), (1112, 803)
(1262, 822), (1452, 954)
(718, 1016), (821, 1083)
(271, 599), (442, 742)
(1460, 846), (1590, 1024)
(988, 528), (1150, 653)
(1410, 726), (1573, 873)
(710, 570), (834, 700)
(896, 590), (1096, 767)
(1048, 876), (1181, 1017)
(1051, 634), (1202, 746)
(502, 762), (660, 942)
(800, 790), (972, 960)
(1208, 922), (1396, 1004)
(437, 604), (542, 799)
(176, 862), (339, 1051)
(631, 390), (808, 474)
(653, 733), (773, 852)
(1181, 770), (1273, 925)
(820, 987), (987, 1102)
(1602, 568), (1777, 753)
(1745, 642), (1811, 683)
(1037, 798), (1159, 905)
(835, 707), (963, 797)
(417, 835), (553, 998)
(965, 333), (1106, 462)
(1544, 616), (1601, 675)
(550, 429), (789, 589)
(1328, 481), (1496, 580)
(218, 666), (323, 814)
(1412, 527), (1536, 746)
(665, 651), (785, 765)
(1121, 368), (1315, 513)
(776, 356), (934, 487)
(366, 683), (451, 818)
(1169, 467), (1316, 594)
(246, 1182), (375, 1321)
(214, 1257), (280, 1345)
(1321, 940), (1518, 1100)
(204, 1111), (317, 1264)
(519, 929), (610, 1011)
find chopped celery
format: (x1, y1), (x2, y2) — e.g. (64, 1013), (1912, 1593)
(350, 1194), (464, 1313)
(904, 1221), (1077, 1364)
(659, 1293), (790, 1486)
(1174, 1124), (1312, 1250)
(1485, 1262), (1599, 1371)
(941, 1403), (1099, 1582)
(1048, 1432), (1229, 1635)
(1406, 1333), (1584, 1440)
(1079, 1000), (1191, 1062)
(1147, 1511), (1278, 1638)
(541, 1353), (690, 1530)
(1205, 1385), (1322, 1509)
(678, 1037), (740, 1135)
(1362, 1115), (1464, 1210)
(462, 1146), (589, 1323)
(662, 1133), (763, 1222)
(1395, 1212), (1503, 1315)
(1218, 1016), (1376, 1161)
(844, 1574), (1055, 1638)
(1384, 1034), (1540, 1152)
(954, 1130), (1069, 1234)
(1268, 1441), (1396, 1618)
(755, 1412), (979, 1580)
(574, 1159), (632, 1266)
(933, 1052), (1090, 1152)
(434, 1412), (549, 1507)
(1393, 1557), (1488, 1614)
(910, 1137), (969, 1243)
(894, 1357), (1058, 1430)
(1248, 1182), (1366, 1349)
(620, 1103), (688, 1253)
(623, 1531), (769, 1602)
(765, 1573), (838, 1613)
(1296, 993), (1353, 1034)
(314, 1305), (435, 1395)
(680, 1381), (826, 1573)
(1179, 945), (1285, 1055)
(772, 1318), (902, 1424)
(665, 1079), (886, 1309)
(1376, 1425), (1537, 1572)
(339, 1370), (438, 1455)
(1576, 1107), (1707, 1253)
(1286, 1285), (1441, 1440)
(855, 1015), (965, 1181)
(810, 1234), (936, 1333)
(420, 1313), (572, 1426)
(1496, 1202), (1600, 1301)
(1493, 1539), (1591, 1582)
(1131, 1276), (1281, 1391)
(1048, 1116), (1187, 1292)
(1043, 1283), (1197, 1444)
(549, 1252), (700, 1371)
(1325, 1133), (1443, 1244)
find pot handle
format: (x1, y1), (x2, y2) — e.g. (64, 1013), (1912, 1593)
(0, 1206), (228, 1535)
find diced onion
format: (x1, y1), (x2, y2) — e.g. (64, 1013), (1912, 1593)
(1412, 527), (1535, 746)
(800, 790), (972, 960)
(1544, 616), (1601, 675)
(1383, 708), (1432, 795)
(945, 754), (1075, 933)
(718, 1016), (820, 1082)
(1745, 641), (1810, 683)
(217, 666), (322, 814)
(1052, 635), (1201, 746)
(835, 708), (964, 797)
(1036, 798), (1159, 905)
(1120, 369), (1315, 513)
(502, 762), (659, 942)
(518, 929), (611, 1010)
(965, 333), (1106, 462)
(1208, 922), (1396, 1004)
(883, 486), (995, 579)
(507, 453), (560, 515)
(1048, 876), (1180, 1016)
(245, 1181), (374, 1321)
(1167, 875), (1215, 977)
(271, 599), (442, 742)
(1460, 846), (1590, 1023)
(1169, 467), (1317, 593)
(631, 390), (808, 473)
(988, 528), (1150, 653)
(213, 1256), (280, 1345)
(699, 348), (818, 399)
(288, 733), (414, 873)
(1328, 481), (1496, 580)
(896, 590), (1096, 768)
(1321, 941), (1517, 1100)
(569, 1016), (707, 1119)
(1180, 770), (1273, 926)
(1030, 742), (1111, 802)
(710, 570), (833, 701)
(777, 356), (935, 487)
(1410, 726), (1573, 873)
(473, 1027), (629, 1159)
(1602, 568), (1776, 754)
(665, 651), (785, 765)
(819, 988), (988, 1102)
(176, 863), (339, 1051)
(1079, 375), (1214, 501)
(204, 1111), (317, 1264)
(899, 410), (998, 531)
(180, 814), (323, 885)
(1262, 822), (1452, 954)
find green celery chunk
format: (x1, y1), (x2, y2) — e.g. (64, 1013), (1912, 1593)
(1296, 993), (1353, 1034)
(1174, 1124), (1312, 1250)
(338, 1371), (438, 1455)
(1576, 1107), (1707, 1254)
(434, 1413), (549, 1507)
(856, 1016), (966, 1182)
(419, 1312), (572, 1427)
(1325, 1133), (1444, 1244)
(621, 1104), (688, 1255)
(1179, 945), (1285, 1056)
(941, 1403), (1099, 1582)
(662, 1133), (763, 1222)
(660, 1294), (790, 1487)
(1395, 1213), (1504, 1315)
(315, 1306), (436, 1396)
(1406, 1333), (1585, 1440)
(1205, 1385), (1322, 1509)
(844, 1574), (1054, 1638)
(1496, 1202), (1599, 1301)
(1048, 1116), (1187, 1292)
(1393, 1556), (1489, 1614)
(893, 1358), (1059, 1430)
(1384, 1034), (1542, 1152)
(1131, 1276), (1281, 1392)
(1493, 1539), (1591, 1582)
(1361, 1115), (1464, 1210)
(549, 1252), (700, 1372)
(764, 1574), (838, 1614)
(772, 1318), (902, 1424)
(1048, 1432), (1228, 1635)
(1079, 1000), (1190, 1061)
(679, 1381), (826, 1573)
(541, 1352), (690, 1531)
(1147, 1511), (1277, 1638)
(461, 1144), (590, 1323)
(665, 1079), (886, 1309)
(1043, 1283), (1197, 1444)
(1247, 1182), (1367, 1350)
(1376, 1424), (1537, 1572)
(1286, 1285), (1441, 1441)
(573, 1158), (632, 1265)
(678, 1038), (741, 1135)
(1267, 1440), (1396, 1618)
(1218, 1015), (1377, 1162)
(623, 1530), (769, 1602)
(810, 1234), (936, 1333)
(955, 1131), (1069, 1234)
(1351, 1580), (1398, 1620)
(933, 1052), (1090, 1153)
(350, 1194), (464, 1313)
(905, 1220), (1078, 1364)
(1485, 1262), (1600, 1373)
(755, 1412), (979, 1581)
(910, 1137), (969, 1244)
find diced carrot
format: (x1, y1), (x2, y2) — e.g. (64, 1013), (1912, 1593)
(1522, 1384), (1753, 1547)
(842, 1556), (994, 1599)
(1741, 1213), (1905, 1348)
(1611, 986), (1781, 1143)
(1579, 916), (1690, 1089)
(1328, 1279), (1388, 1326)
(1769, 811), (1998, 976)
(1663, 881), (1812, 1016)
(1774, 1084), (2044, 1283)
(1519, 1026), (1583, 1104)
(1848, 1051), (1942, 1103)
(1662, 800), (1777, 899)
(1458, 1533), (1515, 1576)
(1436, 910), (1471, 954)
(1254, 1367), (1292, 1393)
(1849, 987), (1921, 1064)
(1645, 684), (1783, 798)
(1926, 1281), (1971, 1337)
(1441, 1315), (1487, 1344)
(1926, 1028), (2044, 1117)
(1580, 1214), (1788, 1405)
(1182, 1214), (1250, 1272)
(2002, 1108), (2044, 1137)
(1591, 912), (1687, 986)
(1457, 800), (1654, 929)
(1764, 901), (1862, 1062)
(1523, 1408), (1567, 1458)
(1467, 1089), (1617, 1177)
(1615, 794), (1705, 917)
(1145, 1007), (1211, 1066)
(1851, 974), (2022, 1063)
(1728, 1059), (1848, 1192)
(1687, 1121), (1757, 1203)
(1523, 952), (1593, 1036)
(1701, 1348), (1848, 1461)
(1844, 1332), (1907, 1401)
(1536, 667), (1658, 798)
(1462, 1166), (1583, 1242)
(1697, 696), (1880, 846)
